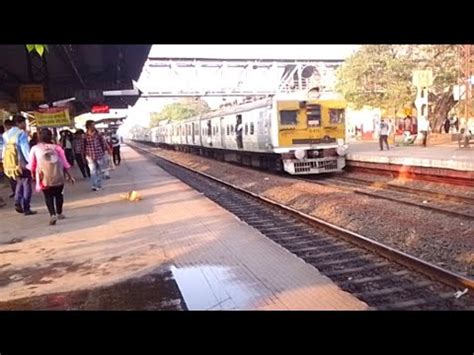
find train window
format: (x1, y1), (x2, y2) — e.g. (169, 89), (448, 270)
(250, 123), (255, 135)
(227, 125), (229, 135)
(280, 110), (298, 125)
(207, 120), (211, 136)
(329, 109), (345, 124)
(231, 125), (234, 134)
(307, 105), (322, 126)
(245, 124), (248, 135)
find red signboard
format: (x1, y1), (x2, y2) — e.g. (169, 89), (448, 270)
(91, 104), (110, 114)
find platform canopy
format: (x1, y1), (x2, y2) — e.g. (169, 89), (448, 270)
(0, 45), (151, 115)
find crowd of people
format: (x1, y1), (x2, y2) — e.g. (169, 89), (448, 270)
(0, 116), (122, 225)
(373, 114), (473, 151)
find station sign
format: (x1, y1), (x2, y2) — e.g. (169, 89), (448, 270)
(91, 104), (110, 114)
(34, 108), (71, 127)
(453, 85), (462, 101)
(19, 84), (44, 102)
(412, 70), (433, 88)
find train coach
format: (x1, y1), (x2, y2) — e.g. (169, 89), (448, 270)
(134, 94), (348, 175)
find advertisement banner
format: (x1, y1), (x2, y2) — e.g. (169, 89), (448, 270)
(35, 108), (71, 127)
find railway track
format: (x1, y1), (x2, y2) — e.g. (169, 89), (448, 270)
(337, 176), (474, 204)
(136, 140), (474, 220)
(305, 175), (474, 220)
(346, 164), (474, 188)
(129, 142), (474, 310)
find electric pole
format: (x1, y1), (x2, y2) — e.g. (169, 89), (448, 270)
(459, 45), (473, 121)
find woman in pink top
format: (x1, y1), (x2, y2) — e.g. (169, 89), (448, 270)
(28, 128), (75, 225)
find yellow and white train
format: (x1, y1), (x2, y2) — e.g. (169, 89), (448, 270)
(133, 95), (348, 175)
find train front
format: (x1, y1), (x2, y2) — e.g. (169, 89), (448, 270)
(273, 98), (348, 175)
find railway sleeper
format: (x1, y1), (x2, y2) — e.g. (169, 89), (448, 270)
(378, 292), (457, 310)
(281, 241), (345, 257)
(309, 255), (375, 268)
(303, 247), (361, 259)
(322, 262), (390, 277)
(271, 233), (333, 242)
(354, 280), (433, 299)
(339, 270), (411, 286)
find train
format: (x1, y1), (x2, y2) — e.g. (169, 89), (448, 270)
(131, 94), (348, 175)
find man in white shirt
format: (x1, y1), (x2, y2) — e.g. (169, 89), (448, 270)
(378, 119), (390, 151)
(111, 132), (121, 166)
(418, 117), (430, 147)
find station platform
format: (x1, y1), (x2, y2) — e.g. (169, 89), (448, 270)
(0, 146), (367, 310)
(346, 142), (474, 182)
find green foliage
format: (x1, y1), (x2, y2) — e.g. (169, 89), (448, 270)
(150, 98), (211, 127)
(26, 44), (48, 57)
(336, 45), (461, 128)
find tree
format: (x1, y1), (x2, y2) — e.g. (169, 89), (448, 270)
(150, 97), (211, 127)
(336, 45), (461, 130)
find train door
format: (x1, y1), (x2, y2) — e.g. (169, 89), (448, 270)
(307, 103), (323, 142)
(236, 114), (243, 149)
(220, 117), (226, 149)
(207, 120), (212, 146)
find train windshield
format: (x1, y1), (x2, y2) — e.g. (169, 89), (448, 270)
(329, 109), (345, 124)
(280, 110), (298, 125)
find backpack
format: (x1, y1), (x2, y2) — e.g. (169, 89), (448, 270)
(3, 131), (22, 179)
(37, 144), (65, 187)
(111, 135), (119, 146)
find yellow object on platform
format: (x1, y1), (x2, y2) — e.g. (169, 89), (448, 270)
(120, 191), (142, 202)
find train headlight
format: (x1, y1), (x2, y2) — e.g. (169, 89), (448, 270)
(336, 146), (347, 156)
(294, 149), (306, 160)
(337, 138), (344, 145)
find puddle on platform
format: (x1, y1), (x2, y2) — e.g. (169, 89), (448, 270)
(0, 269), (186, 311)
(170, 265), (258, 310)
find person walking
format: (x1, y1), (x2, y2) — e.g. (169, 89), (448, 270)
(60, 130), (75, 166)
(453, 116), (459, 133)
(2, 119), (17, 198)
(443, 117), (451, 134)
(111, 131), (121, 166)
(378, 119), (390, 151)
(2, 115), (36, 215)
(29, 132), (38, 148)
(73, 130), (90, 179)
(28, 128), (75, 225)
(418, 117), (430, 147)
(84, 120), (109, 191)
(102, 135), (113, 180)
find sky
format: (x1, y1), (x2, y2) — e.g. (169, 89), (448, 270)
(148, 45), (360, 60)
(127, 45), (361, 130)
